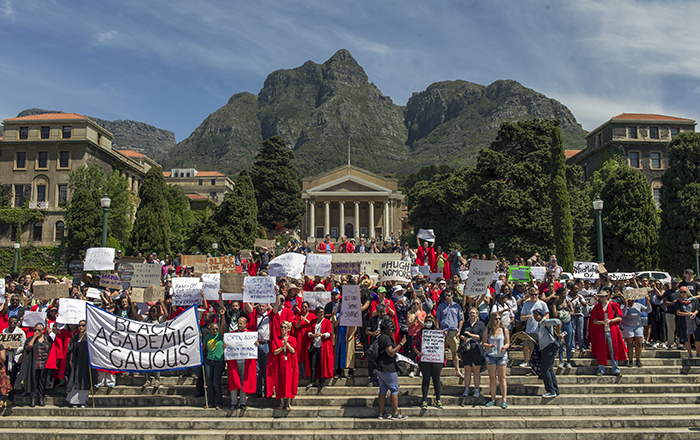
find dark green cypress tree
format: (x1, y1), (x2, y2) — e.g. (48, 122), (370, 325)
(250, 136), (305, 229)
(550, 122), (575, 272)
(659, 132), (700, 274)
(129, 167), (171, 257)
(210, 170), (258, 253)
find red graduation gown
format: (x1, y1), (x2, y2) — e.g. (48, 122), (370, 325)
(293, 312), (317, 366)
(370, 299), (401, 342)
(304, 318), (335, 379)
(226, 330), (258, 394)
(266, 335), (299, 399)
(590, 301), (628, 364)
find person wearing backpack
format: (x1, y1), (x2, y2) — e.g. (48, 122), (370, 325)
(533, 309), (561, 398)
(365, 304), (386, 387)
(376, 316), (408, 420)
(552, 287), (574, 369)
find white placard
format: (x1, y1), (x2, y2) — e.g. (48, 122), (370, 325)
(243, 276), (276, 304)
(396, 353), (418, 366)
(573, 261), (599, 279)
(609, 272), (636, 281)
(417, 229), (435, 242)
(83, 247), (115, 271)
(420, 329), (445, 363)
(130, 263), (162, 288)
(464, 259), (496, 297)
(86, 288), (102, 300)
(224, 332), (258, 360)
(304, 254), (332, 277)
(429, 273), (442, 281)
(303, 290), (331, 311)
(459, 270), (469, 281)
(171, 278), (203, 307)
(418, 266), (430, 276)
(411, 267), (420, 277)
(0, 279), (5, 297)
(529, 266), (547, 282)
(340, 285), (362, 327)
(379, 260), (411, 283)
(21, 310), (46, 328)
(268, 253), (306, 279)
(201, 274), (220, 300)
(57, 298), (87, 324)
(86, 303), (202, 372)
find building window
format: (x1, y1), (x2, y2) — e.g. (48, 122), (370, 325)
(209, 192), (217, 199)
(58, 184), (68, 205)
(62, 126), (72, 139)
(41, 126), (50, 139)
(55, 221), (65, 241)
(16, 152), (26, 169)
(97, 133), (102, 146)
(211, 179), (216, 186)
(36, 184), (46, 203)
(651, 152), (661, 169)
(628, 126), (638, 139)
(596, 133), (602, 147)
(653, 188), (661, 208)
(19, 127), (29, 139)
(198, 179), (203, 186)
(32, 222), (43, 241)
(59, 151), (70, 168)
(37, 151), (48, 169)
(649, 127), (659, 139)
(186, 172), (191, 178)
(629, 151), (640, 168)
(671, 127), (680, 138)
(14, 185), (24, 207)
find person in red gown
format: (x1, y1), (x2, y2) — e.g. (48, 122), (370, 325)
(590, 287), (627, 376)
(227, 316), (258, 409)
(415, 238), (436, 269)
(305, 306), (334, 388)
(266, 321), (298, 410)
(293, 301), (316, 378)
(371, 287), (400, 342)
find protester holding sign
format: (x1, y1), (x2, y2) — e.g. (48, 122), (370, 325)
(1, 315), (25, 407)
(266, 320), (298, 410)
(203, 307), (227, 409)
(370, 287), (399, 343)
(414, 315), (443, 409)
(65, 319), (90, 408)
(227, 315), (258, 409)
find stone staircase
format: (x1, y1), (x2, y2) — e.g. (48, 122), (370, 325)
(2, 349), (700, 439)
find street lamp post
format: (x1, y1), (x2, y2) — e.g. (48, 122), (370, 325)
(488, 241), (495, 259)
(13, 242), (20, 273)
(100, 195), (111, 248)
(694, 242), (699, 277)
(593, 196), (604, 263)
(212, 242), (218, 258)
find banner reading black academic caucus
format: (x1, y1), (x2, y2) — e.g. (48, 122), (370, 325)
(86, 304), (202, 373)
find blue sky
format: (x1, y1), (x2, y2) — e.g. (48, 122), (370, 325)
(1, 0), (699, 143)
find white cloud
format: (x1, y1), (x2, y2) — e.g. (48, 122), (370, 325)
(94, 30), (117, 45)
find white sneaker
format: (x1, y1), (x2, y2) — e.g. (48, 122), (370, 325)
(542, 392), (557, 398)
(519, 362), (529, 368)
(408, 371), (415, 378)
(473, 389), (480, 398)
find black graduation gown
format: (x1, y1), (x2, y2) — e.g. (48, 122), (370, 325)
(66, 335), (92, 393)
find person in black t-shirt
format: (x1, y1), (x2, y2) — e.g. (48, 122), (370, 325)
(376, 316), (407, 421)
(680, 269), (700, 299)
(663, 279), (681, 349)
(365, 305), (385, 386)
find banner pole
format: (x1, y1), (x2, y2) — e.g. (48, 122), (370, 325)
(88, 367), (96, 409)
(201, 362), (208, 408)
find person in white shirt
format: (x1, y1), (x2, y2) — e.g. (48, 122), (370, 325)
(2, 316), (26, 407)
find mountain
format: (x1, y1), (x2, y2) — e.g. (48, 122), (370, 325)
(164, 49), (586, 177)
(1, 108), (176, 159)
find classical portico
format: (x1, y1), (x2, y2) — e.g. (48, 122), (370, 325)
(301, 165), (405, 241)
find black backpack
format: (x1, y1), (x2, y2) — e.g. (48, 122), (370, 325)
(366, 338), (380, 363)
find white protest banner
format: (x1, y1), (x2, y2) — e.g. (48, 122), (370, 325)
(84, 247), (115, 271)
(340, 285), (362, 327)
(529, 266), (547, 282)
(420, 329), (445, 363)
(86, 303), (202, 372)
(243, 276), (276, 304)
(304, 254), (332, 277)
(379, 260), (411, 283)
(609, 272), (636, 281)
(99, 272), (122, 290)
(268, 253), (306, 279)
(623, 288), (649, 301)
(201, 273), (220, 300)
(21, 310), (46, 328)
(171, 278), (203, 307)
(417, 229), (436, 243)
(57, 298), (87, 324)
(303, 290), (331, 311)
(86, 288), (102, 300)
(429, 273), (443, 281)
(396, 353), (418, 367)
(130, 263), (162, 288)
(224, 332), (258, 360)
(573, 261), (599, 279)
(464, 259), (496, 297)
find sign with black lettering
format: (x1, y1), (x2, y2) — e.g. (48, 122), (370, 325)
(130, 264), (162, 288)
(0, 333), (23, 349)
(420, 330), (445, 363)
(378, 260), (411, 283)
(224, 332), (258, 360)
(573, 261), (599, 279)
(339, 285), (361, 327)
(464, 259), (496, 297)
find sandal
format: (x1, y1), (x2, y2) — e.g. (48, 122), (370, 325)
(285, 405), (292, 410)
(276, 404), (285, 410)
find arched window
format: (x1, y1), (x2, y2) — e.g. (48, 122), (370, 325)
(33, 222), (43, 241)
(55, 221), (65, 241)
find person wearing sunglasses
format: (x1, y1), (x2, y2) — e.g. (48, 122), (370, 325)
(482, 312), (510, 408)
(66, 320), (90, 408)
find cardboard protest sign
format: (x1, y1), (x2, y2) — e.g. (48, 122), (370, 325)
(86, 287), (102, 300)
(182, 255), (207, 267)
(117, 256), (146, 265)
(130, 263), (162, 288)
(623, 288), (649, 301)
(57, 298), (87, 324)
(609, 272), (635, 281)
(220, 273), (246, 295)
(21, 311), (46, 328)
(207, 256), (238, 273)
(131, 286), (164, 303)
(378, 260), (411, 283)
(420, 330), (445, 363)
(170, 278), (203, 306)
(331, 253), (400, 277)
(529, 266), (546, 282)
(332, 262), (361, 276)
(573, 261), (599, 279)
(33, 282), (69, 300)
(508, 266), (530, 282)
(99, 272), (122, 290)
(417, 229), (435, 242)
(305, 254), (332, 277)
(339, 285), (362, 327)
(254, 239), (276, 249)
(240, 249), (253, 260)
(83, 247), (115, 271)
(243, 276), (276, 304)
(268, 253), (306, 279)
(224, 332), (258, 361)
(463, 259), (496, 297)
(86, 303), (202, 372)
(303, 290), (331, 311)
(0, 333), (24, 349)
(193, 263), (208, 274)
(116, 263), (134, 290)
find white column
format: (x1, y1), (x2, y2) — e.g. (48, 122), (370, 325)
(309, 200), (316, 239)
(339, 201), (345, 238)
(383, 200), (389, 240)
(354, 201), (360, 239)
(369, 201), (375, 238)
(390, 199), (395, 237)
(324, 201), (330, 237)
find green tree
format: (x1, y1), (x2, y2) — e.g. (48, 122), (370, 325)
(659, 132), (700, 274)
(129, 167), (171, 257)
(550, 123), (574, 272)
(250, 136), (305, 229)
(104, 170), (135, 249)
(166, 185), (195, 254)
(62, 165), (104, 261)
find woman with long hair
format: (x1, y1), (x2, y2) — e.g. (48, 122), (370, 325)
(482, 312), (510, 408)
(414, 315), (443, 408)
(460, 307), (485, 398)
(267, 320), (298, 410)
(16, 322), (53, 407)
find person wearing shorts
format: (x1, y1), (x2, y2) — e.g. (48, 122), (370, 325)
(482, 312), (510, 408)
(621, 293), (651, 367)
(436, 287), (464, 379)
(376, 316), (408, 421)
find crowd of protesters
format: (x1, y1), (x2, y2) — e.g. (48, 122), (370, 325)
(0, 235), (697, 421)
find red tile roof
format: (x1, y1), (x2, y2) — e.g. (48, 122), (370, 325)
(4, 112), (89, 121)
(611, 113), (696, 122)
(119, 150), (146, 158)
(0, 137), (3, 142)
(187, 194), (208, 201)
(163, 171), (171, 177)
(565, 150), (581, 158)
(195, 171), (226, 177)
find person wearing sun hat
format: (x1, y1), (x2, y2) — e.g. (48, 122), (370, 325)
(591, 287), (627, 376)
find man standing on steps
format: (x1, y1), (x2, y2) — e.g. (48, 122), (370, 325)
(436, 287), (464, 381)
(663, 277), (681, 349)
(376, 316), (408, 421)
(519, 288), (549, 368)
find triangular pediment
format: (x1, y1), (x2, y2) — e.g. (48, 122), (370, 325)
(307, 175), (392, 195)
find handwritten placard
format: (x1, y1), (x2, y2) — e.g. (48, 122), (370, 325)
(340, 285), (361, 327)
(86, 288), (102, 300)
(22, 311), (46, 328)
(57, 298), (87, 325)
(170, 278), (203, 306)
(609, 272), (636, 281)
(623, 288), (649, 301)
(420, 330), (445, 363)
(116, 263), (134, 290)
(69, 259), (84, 277)
(417, 229), (435, 242)
(99, 272), (123, 289)
(254, 239), (276, 249)
(429, 273), (443, 281)
(182, 255), (207, 267)
(268, 253), (306, 279)
(464, 259), (496, 297)
(130, 264), (162, 288)
(84, 247), (115, 271)
(243, 276), (276, 304)
(529, 266), (546, 282)
(303, 290), (331, 311)
(131, 286), (164, 303)
(201, 273), (220, 300)
(0, 333), (24, 349)
(224, 332), (258, 360)
(573, 261), (599, 279)
(33, 282), (69, 300)
(207, 256), (238, 273)
(220, 273), (246, 295)
(508, 266), (530, 282)
(240, 249), (252, 260)
(418, 266), (430, 276)
(332, 262), (361, 276)
(194, 263), (209, 274)
(379, 260), (411, 283)
(305, 254), (332, 277)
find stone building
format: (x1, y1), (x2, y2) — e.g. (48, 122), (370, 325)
(300, 165), (405, 240)
(568, 113), (696, 206)
(0, 113), (149, 246)
(163, 168), (234, 207)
